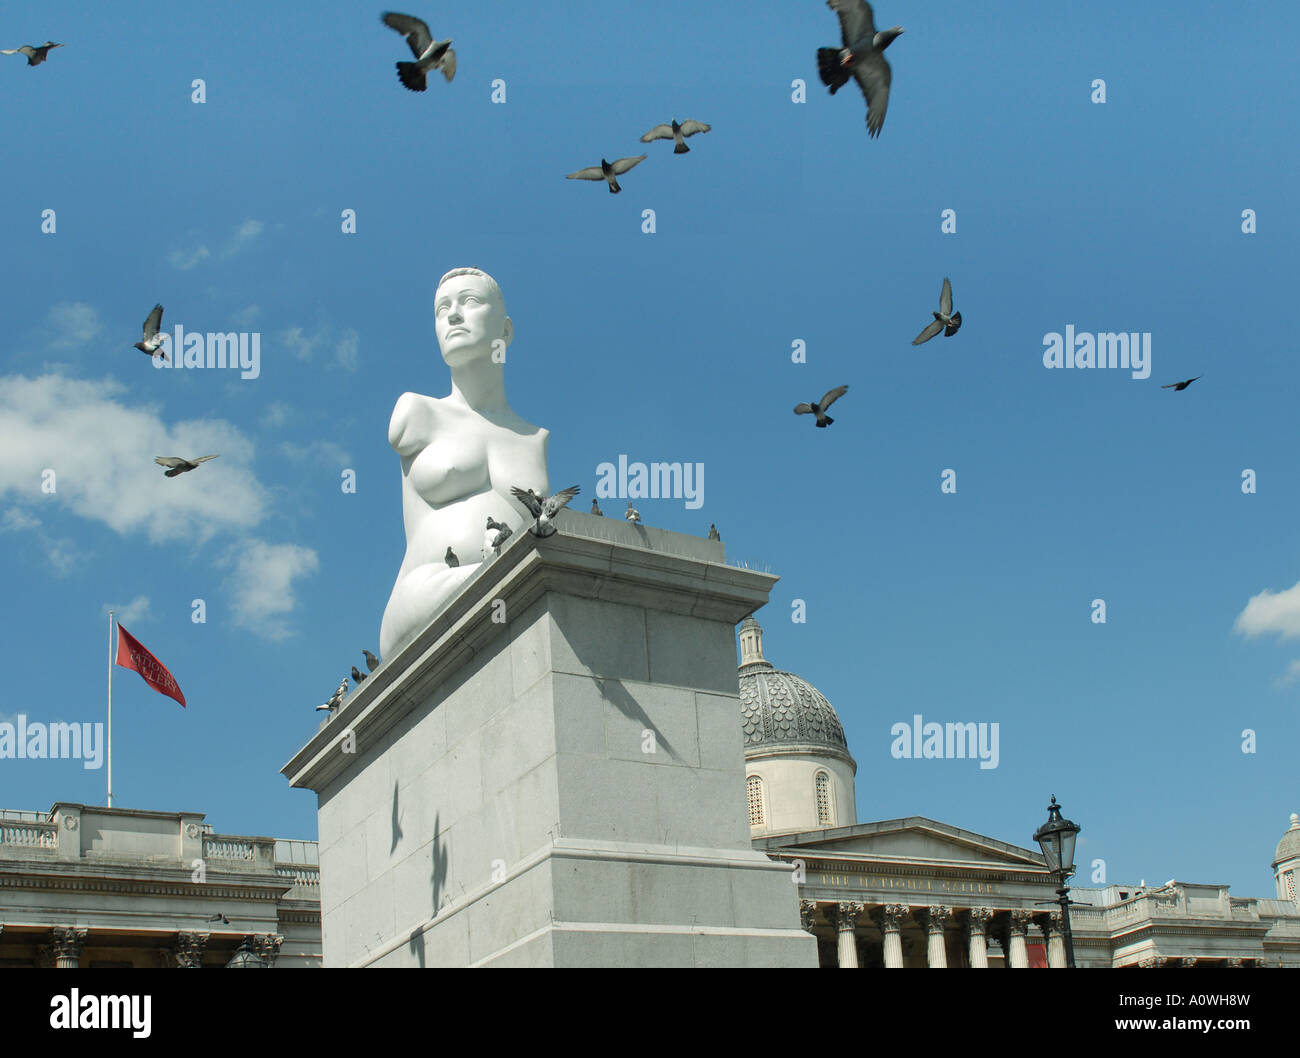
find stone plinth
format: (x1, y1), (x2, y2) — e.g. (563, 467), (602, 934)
(283, 512), (817, 967)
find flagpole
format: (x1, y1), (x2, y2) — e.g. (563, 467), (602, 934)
(107, 610), (114, 808)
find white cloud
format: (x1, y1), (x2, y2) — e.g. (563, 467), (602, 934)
(104, 595), (151, 625)
(0, 373), (267, 545)
(261, 401), (292, 429)
(278, 325), (359, 371)
(1235, 582), (1300, 640)
(168, 245), (211, 271)
(1, 508), (40, 532)
(47, 302), (101, 350)
(232, 305), (262, 327)
(1274, 660), (1300, 688)
(225, 540), (319, 639)
(279, 439), (351, 467)
(224, 219), (263, 257)
(1, 506), (82, 575)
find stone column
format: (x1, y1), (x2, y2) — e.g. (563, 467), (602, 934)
(799, 900), (818, 934)
(1038, 911), (1066, 968)
(919, 906), (952, 968)
(173, 931), (210, 968)
(51, 927), (87, 969)
(872, 904), (910, 968)
(1006, 911), (1032, 968)
(832, 903), (864, 968)
(1176, 957), (1196, 968)
(966, 907), (993, 968)
(1138, 955), (1164, 969)
(1225, 957), (1243, 968)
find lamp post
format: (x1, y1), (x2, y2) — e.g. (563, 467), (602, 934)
(1033, 795), (1081, 968)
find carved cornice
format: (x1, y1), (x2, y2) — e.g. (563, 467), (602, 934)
(0, 871), (290, 903)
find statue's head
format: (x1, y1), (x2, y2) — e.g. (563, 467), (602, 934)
(434, 267), (513, 368)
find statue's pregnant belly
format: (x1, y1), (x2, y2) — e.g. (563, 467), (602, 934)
(408, 433), (489, 507)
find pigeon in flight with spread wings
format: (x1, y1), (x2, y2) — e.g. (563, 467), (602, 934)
(381, 11), (456, 90)
(816, 0), (903, 138)
(566, 156), (646, 194)
(154, 455), (219, 478)
(1161, 376), (1202, 391)
(912, 278), (963, 345)
(794, 385), (849, 428)
(133, 304), (168, 361)
(2, 42), (63, 66)
(640, 119), (711, 154)
(511, 486), (581, 537)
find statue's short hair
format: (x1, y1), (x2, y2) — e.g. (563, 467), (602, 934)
(436, 267), (504, 311)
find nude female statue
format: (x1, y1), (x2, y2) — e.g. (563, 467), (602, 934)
(378, 268), (549, 659)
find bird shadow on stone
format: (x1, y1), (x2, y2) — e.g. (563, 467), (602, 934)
(430, 811), (449, 920)
(593, 677), (678, 761)
(390, 781), (404, 854)
(408, 926), (426, 968)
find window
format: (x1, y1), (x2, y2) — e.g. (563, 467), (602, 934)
(815, 771), (832, 825)
(747, 775), (764, 826)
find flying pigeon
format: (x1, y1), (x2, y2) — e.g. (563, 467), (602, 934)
(590, 499), (603, 517)
(351, 666), (367, 684)
(381, 12), (456, 90)
(363, 649), (380, 672)
(566, 156), (646, 194)
(133, 304), (168, 361)
(625, 502), (641, 524)
(154, 455), (219, 478)
(511, 485), (581, 537)
(486, 516), (513, 554)
(207, 913), (230, 925)
(794, 385), (849, 428)
(817, 0), (903, 138)
(912, 278), (962, 346)
(708, 524), (721, 541)
(445, 546), (459, 567)
(640, 119), (711, 154)
(2, 42), (63, 66)
(1161, 376), (1202, 391)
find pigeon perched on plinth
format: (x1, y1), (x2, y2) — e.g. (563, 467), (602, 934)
(2, 42), (63, 66)
(133, 304), (168, 361)
(317, 677), (349, 712)
(1161, 376), (1202, 391)
(445, 546), (459, 567)
(363, 649), (380, 672)
(511, 486), (581, 537)
(351, 666), (367, 684)
(794, 385), (849, 428)
(381, 12), (455, 90)
(590, 499), (603, 517)
(154, 455), (219, 478)
(566, 156), (646, 194)
(912, 278), (962, 345)
(641, 119), (711, 154)
(817, 0), (903, 138)
(625, 502), (641, 524)
(708, 524), (721, 541)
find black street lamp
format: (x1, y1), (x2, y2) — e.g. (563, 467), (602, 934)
(1033, 795), (1081, 968)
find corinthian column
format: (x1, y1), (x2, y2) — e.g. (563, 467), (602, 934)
(173, 931), (210, 968)
(832, 902), (865, 968)
(919, 905), (952, 967)
(872, 904), (910, 968)
(966, 907), (993, 968)
(1038, 911), (1066, 968)
(799, 900), (818, 934)
(51, 927), (87, 969)
(1006, 910), (1032, 968)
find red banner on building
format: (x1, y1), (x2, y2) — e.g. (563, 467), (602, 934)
(114, 625), (187, 707)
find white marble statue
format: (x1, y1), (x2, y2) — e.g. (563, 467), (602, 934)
(379, 268), (549, 659)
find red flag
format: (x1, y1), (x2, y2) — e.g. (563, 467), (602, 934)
(115, 624), (187, 707)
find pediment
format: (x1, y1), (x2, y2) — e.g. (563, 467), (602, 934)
(757, 816), (1044, 871)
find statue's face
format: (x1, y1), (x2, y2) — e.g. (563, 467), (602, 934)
(434, 274), (508, 367)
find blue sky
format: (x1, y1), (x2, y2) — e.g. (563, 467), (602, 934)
(1, 0), (1297, 898)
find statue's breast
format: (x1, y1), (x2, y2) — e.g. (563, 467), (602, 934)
(408, 430), (490, 506)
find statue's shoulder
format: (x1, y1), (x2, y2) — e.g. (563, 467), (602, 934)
(389, 391), (440, 452)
